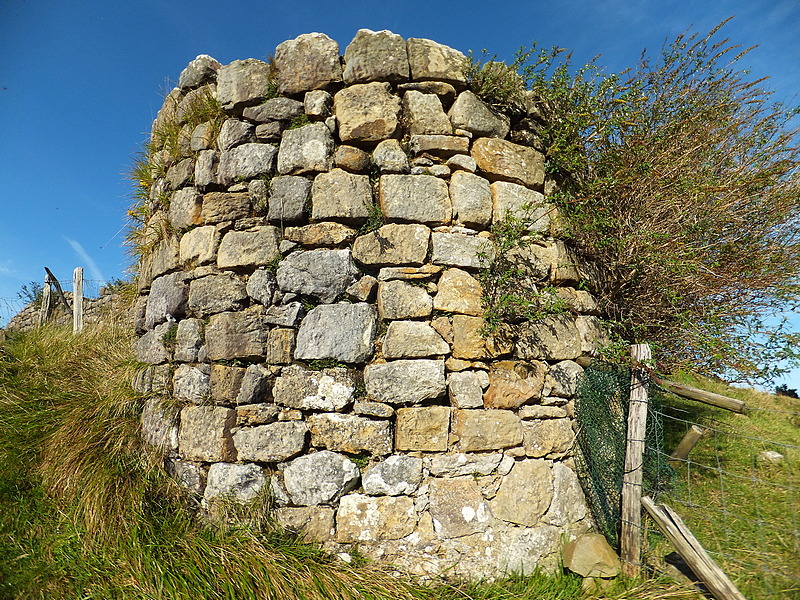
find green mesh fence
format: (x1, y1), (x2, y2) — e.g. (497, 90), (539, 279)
(573, 362), (674, 550)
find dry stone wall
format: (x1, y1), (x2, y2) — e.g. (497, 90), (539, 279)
(134, 29), (606, 579)
(6, 288), (126, 332)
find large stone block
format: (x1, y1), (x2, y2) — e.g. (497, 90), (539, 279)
(364, 359), (446, 405)
(352, 224), (430, 267)
(562, 533), (621, 578)
(169, 188), (202, 230)
(273, 365), (356, 411)
(522, 419), (575, 458)
(402, 90), (452, 135)
(372, 139), (409, 174)
(282, 450), (360, 506)
(343, 29), (410, 85)
(188, 273), (247, 317)
(383, 320), (450, 359)
(472, 138), (545, 190)
(431, 233), (494, 269)
(276, 249), (359, 303)
(490, 181), (549, 231)
(429, 477), (490, 538)
(267, 175), (312, 223)
(334, 82), (402, 143)
(429, 453), (502, 477)
(205, 306), (268, 361)
(274, 506), (335, 543)
(179, 225), (218, 265)
(483, 361), (547, 409)
(277, 123), (335, 175)
(242, 97), (304, 122)
(544, 462), (588, 527)
(394, 406), (450, 451)
(311, 168), (372, 223)
(233, 421), (309, 462)
(133, 321), (172, 364)
(545, 360), (584, 398)
(447, 370), (489, 409)
(179, 54), (221, 89)
(450, 171), (492, 228)
(216, 59), (272, 111)
(217, 143), (277, 185)
(173, 318), (203, 362)
(377, 279), (432, 319)
(362, 455), (423, 495)
(448, 90), (510, 138)
(217, 118), (255, 150)
(201, 191), (251, 224)
(141, 398), (179, 452)
(451, 409), (523, 451)
(433, 268), (483, 316)
(284, 222), (357, 247)
(275, 33), (342, 95)
(210, 364), (246, 405)
(178, 405), (236, 462)
(217, 227), (280, 270)
(379, 174), (451, 225)
(308, 413), (393, 455)
(406, 38), (467, 86)
(203, 462), (266, 503)
(497, 525), (562, 575)
(145, 272), (188, 329)
(515, 314), (606, 361)
(491, 459), (553, 526)
(294, 303), (377, 364)
(173, 364), (210, 402)
(336, 494), (417, 542)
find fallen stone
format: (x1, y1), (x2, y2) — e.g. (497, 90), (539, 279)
(364, 359), (446, 404)
(283, 450), (360, 506)
(294, 303), (377, 364)
(276, 249), (358, 303)
(352, 223), (431, 267)
(311, 168), (372, 223)
(383, 320), (450, 359)
(395, 406), (450, 451)
(233, 421), (308, 462)
(336, 494), (417, 542)
(335, 81), (402, 143)
(275, 33), (342, 95)
(562, 533), (621, 578)
(308, 413), (393, 455)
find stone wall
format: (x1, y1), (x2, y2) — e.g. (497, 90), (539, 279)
(133, 29), (606, 579)
(6, 288), (126, 332)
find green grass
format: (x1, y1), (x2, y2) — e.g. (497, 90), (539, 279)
(652, 373), (800, 598)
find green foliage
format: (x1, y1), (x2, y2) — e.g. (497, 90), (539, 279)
(16, 281), (43, 307)
(288, 113), (311, 130)
(358, 201), (386, 235)
(161, 322), (178, 349)
(464, 50), (529, 110)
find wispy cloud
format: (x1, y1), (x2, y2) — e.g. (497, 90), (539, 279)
(65, 238), (105, 283)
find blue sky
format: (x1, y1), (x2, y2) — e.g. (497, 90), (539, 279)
(2, 0), (800, 388)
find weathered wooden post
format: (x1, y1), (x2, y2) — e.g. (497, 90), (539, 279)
(669, 425), (709, 469)
(73, 267), (84, 334)
(620, 343), (652, 576)
(38, 273), (52, 327)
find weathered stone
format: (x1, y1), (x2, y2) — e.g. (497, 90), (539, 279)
(451, 409), (523, 451)
(402, 90), (452, 135)
(346, 275), (377, 302)
(275, 33), (342, 95)
(545, 360), (584, 397)
(263, 302), (305, 327)
(179, 54), (221, 89)
(491, 460), (553, 526)
(277, 123), (335, 175)
(429, 453), (502, 477)
(236, 403), (279, 426)
(265, 327), (295, 365)
(449, 90), (510, 138)
(274, 506), (335, 543)
(429, 477), (490, 538)
(377, 265), (442, 281)
(373, 139), (410, 174)
(187, 273), (247, 317)
(165, 458), (206, 495)
(334, 82), (402, 143)
(204, 462), (266, 504)
(205, 306), (267, 361)
(522, 419), (574, 458)
(472, 138), (545, 190)
(277, 249), (358, 303)
(362, 456), (423, 496)
(343, 29), (409, 85)
(383, 321), (450, 359)
(141, 398), (179, 451)
(308, 413), (392, 455)
(167, 158), (194, 190)
(377, 280), (432, 320)
(311, 168), (372, 223)
(484, 361), (547, 409)
(216, 59), (272, 111)
(398, 80), (457, 105)
(133, 322), (172, 364)
(217, 227), (280, 270)
(173, 364), (210, 402)
(519, 405), (567, 419)
(334, 145), (370, 172)
(233, 421), (308, 463)
(194, 149), (218, 189)
(283, 450), (360, 506)
(433, 268), (483, 316)
(353, 400), (394, 418)
(497, 525), (562, 574)
(273, 365), (356, 411)
(406, 38), (467, 86)
(352, 224), (431, 267)
(191, 122), (215, 151)
(267, 175), (311, 223)
(450, 171), (492, 228)
(145, 272), (188, 329)
(410, 164), (450, 178)
(246, 269), (277, 305)
(365, 359), (446, 405)
(337, 494), (417, 543)
(305, 89), (333, 119)
(218, 119), (255, 151)
(242, 98), (304, 122)
(490, 182), (549, 231)
(447, 370), (489, 409)
(379, 174), (451, 225)
(408, 134), (469, 157)
(431, 233), (494, 269)
(395, 406), (450, 451)
(254, 121), (284, 142)
(169, 188), (202, 230)
(180, 225), (218, 265)
(236, 364), (274, 405)
(172, 318), (203, 363)
(209, 364), (246, 405)
(139, 237), (180, 289)
(201, 192), (250, 224)
(553, 287), (599, 314)
(544, 462), (588, 526)
(451, 314), (487, 360)
(446, 153), (477, 173)
(562, 533), (621, 578)
(217, 143), (277, 185)
(758, 450), (785, 464)
(294, 303), (377, 364)
(178, 405), (236, 462)
(515, 314), (606, 361)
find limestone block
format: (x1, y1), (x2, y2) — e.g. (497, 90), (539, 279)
(544, 462), (588, 527)
(205, 306), (267, 361)
(276, 249), (358, 303)
(165, 458), (206, 496)
(373, 139), (410, 174)
(522, 419), (575, 458)
(167, 158), (194, 190)
(188, 273), (247, 317)
(133, 322), (172, 364)
(233, 421), (308, 462)
(446, 154), (477, 173)
(515, 314), (605, 361)
(194, 149), (218, 188)
(277, 123), (335, 175)
(210, 364), (246, 404)
(178, 405), (236, 462)
(308, 413), (393, 455)
(379, 174), (451, 225)
(236, 403), (279, 427)
(218, 119), (255, 150)
(352, 224), (430, 267)
(180, 225), (218, 265)
(450, 171), (492, 228)
(179, 54), (221, 89)
(263, 302), (304, 327)
(311, 168), (372, 223)
(203, 463), (266, 504)
(447, 370), (488, 409)
(383, 321), (450, 359)
(283, 450), (360, 506)
(353, 401), (394, 419)
(406, 38), (467, 86)
(217, 227), (280, 270)
(173, 364), (210, 403)
(343, 29), (410, 85)
(429, 453), (502, 477)
(398, 80), (457, 105)
(242, 97), (304, 122)
(267, 175), (311, 223)
(376, 280), (432, 319)
(431, 233), (494, 269)
(362, 455), (423, 495)
(255, 121), (283, 142)
(246, 269), (278, 305)
(141, 398), (179, 452)
(337, 494), (417, 543)
(273, 365), (356, 411)
(472, 138), (545, 190)
(365, 359), (446, 405)
(201, 192), (250, 224)
(433, 268), (483, 316)
(294, 303), (377, 364)
(345, 275), (377, 303)
(217, 143), (277, 185)
(265, 327), (295, 365)
(402, 90), (452, 135)
(451, 409), (523, 451)
(169, 188), (202, 230)
(544, 360), (584, 398)
(275, 33), (342, 95)
(274, 506), (335, 543)
(304, 90), (333, 119)
(173, 318), (203, 363)
(429, 477), (490, 538)
(236, 364), (274, 406)
(451, 314), (488, 360)
(491, 459), (553, 526)
(490, 181), (549, 231)
(216, 59), (272, 111)
(190, 122), (215, 151)
(395, 406), (450, 451)
(408, 134), (470, 157)
(334, 82), (402, 143)
(145, 272), (188, 329)
(562, 533), (621, 578)
(334, 145), (370, 172)
(448, 90), (510, 138)
(484, 361), (547, 409)
(497, 525), (562, 575)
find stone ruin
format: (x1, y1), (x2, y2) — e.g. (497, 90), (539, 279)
(133, 29), (608, 579)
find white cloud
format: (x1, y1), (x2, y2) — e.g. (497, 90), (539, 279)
(65, 238), (106, 283)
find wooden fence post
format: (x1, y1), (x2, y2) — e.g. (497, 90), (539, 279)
(620, 343), (652, 576)
(73, 267), (84, 334)
(669, 425), (709, 468)
(38, 273), (52, 327)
